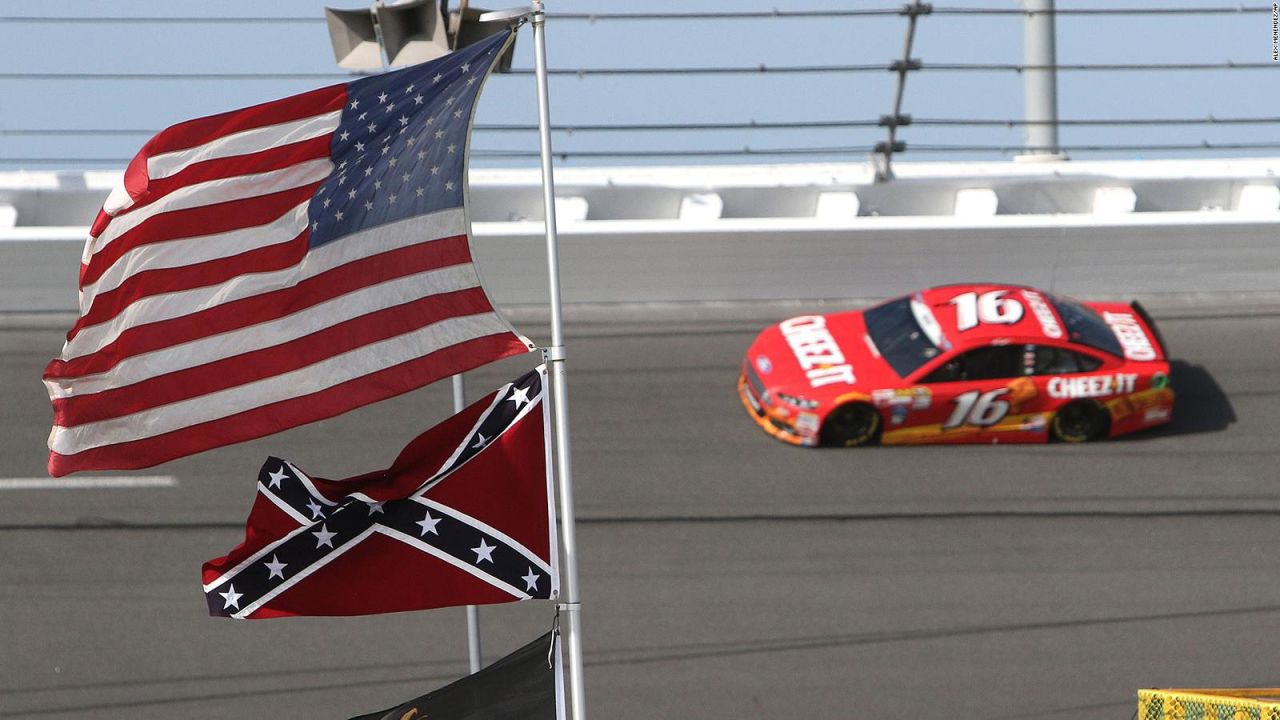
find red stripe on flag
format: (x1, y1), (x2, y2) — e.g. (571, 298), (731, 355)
(54, 286), (498, 427)
(113, 135), (333, 219)
(76, 232), (310, 333)
(48, 234), (473, 379)
(114, 85), (345, 223)
(47, 333), (530, 477)
(142, 85), (346, 160)
(79, 182), (321, 292)
(89, 208), (113, 241)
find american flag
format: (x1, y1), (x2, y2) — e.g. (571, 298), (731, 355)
(44, 30), (532, 477)
(203, 367), (557, 619)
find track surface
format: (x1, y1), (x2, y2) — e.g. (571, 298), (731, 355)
(2, 306), (1278, 719)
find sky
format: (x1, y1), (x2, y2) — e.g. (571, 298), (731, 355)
(0, 0), (1276, 169)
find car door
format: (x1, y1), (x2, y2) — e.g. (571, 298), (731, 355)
(899, 343), (1041, 444)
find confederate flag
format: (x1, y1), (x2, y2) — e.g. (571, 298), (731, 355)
(202, 367), (557, 619)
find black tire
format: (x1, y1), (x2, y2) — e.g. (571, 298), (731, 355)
(1051, 401), (1110, 443)
(820, 403), (881, 447)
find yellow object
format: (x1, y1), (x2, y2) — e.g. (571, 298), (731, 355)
(1138, 689), (1280, 720)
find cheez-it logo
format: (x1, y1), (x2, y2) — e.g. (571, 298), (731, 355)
(779, 316), (856, 388)
(1047, 373), (1137, 399)
(1102, 312), (1157, 361)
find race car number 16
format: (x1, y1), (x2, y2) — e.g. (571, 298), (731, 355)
(945, 388), (1011, 428)
(951, 290), (1024, 331)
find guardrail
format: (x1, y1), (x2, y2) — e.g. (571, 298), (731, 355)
(3, 157), (1280, 230)
(3, 158), (1279, 317)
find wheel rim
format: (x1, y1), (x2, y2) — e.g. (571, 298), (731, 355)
(823, 405), (879, 447)
(1055, 403), (1104, 442)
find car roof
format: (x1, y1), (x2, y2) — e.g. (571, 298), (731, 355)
(910, 283), (1077, 348)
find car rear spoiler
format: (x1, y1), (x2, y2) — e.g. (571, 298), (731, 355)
(1130, 300), (1169, 358)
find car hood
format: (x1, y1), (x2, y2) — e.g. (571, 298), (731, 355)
(745, 309), (903, 404)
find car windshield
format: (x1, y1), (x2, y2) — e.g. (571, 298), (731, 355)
(863, 296), (943, 378)
(1047, 294), (1123, 357)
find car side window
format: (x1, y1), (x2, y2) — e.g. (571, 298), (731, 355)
(962, 345), (1024, 380)
(1031, 345), (1102, 375)
(921, 357), (964, 383)
(921, 345), (1024, 383)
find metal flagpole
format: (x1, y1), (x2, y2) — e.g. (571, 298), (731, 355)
(453, 373), (484, 674)
(530, 3), (587, 719)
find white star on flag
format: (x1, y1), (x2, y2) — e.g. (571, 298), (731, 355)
(306, 500), (324, 519)
(472, 433), (488, 450)
(313, 525), (337, 549)
(265, 555), (287, 580)
(472, 538), (496, 564)
(220, 584), (243, 610)
(267, 467), (288, 489)
(417, 511), (441, 536)
(522, 568), (540, 592)
(507, 386), (531, 408)
(366, 501), (385, 515)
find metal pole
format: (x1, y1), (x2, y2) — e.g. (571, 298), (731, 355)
(531, 4), (587, 720)
(452, 373), (483, 674)
(1021, 0), (1061, 156)
(876, 0), (927, 182)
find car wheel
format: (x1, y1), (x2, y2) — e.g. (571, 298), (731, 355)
(820, 403), (881, 447)
(1051, 401), (1110, 443)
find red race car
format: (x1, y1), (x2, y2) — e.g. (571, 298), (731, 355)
(738, 284), (1174, 447)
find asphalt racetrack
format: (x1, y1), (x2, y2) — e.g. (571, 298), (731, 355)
(2, 302), (1279, 719)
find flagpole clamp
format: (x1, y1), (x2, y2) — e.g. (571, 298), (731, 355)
(542, 345), (567, 362)
(556, 602), (581, 611)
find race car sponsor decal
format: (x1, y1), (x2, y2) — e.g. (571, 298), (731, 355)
(871, 387), (932, 410)
(1143, 406), (1172, 423)
(945, 388), (1011, 428)
(755, 355), (773, 374)
(778, 315), (857, 388)
(950, 290), (1024, 332)
(1102, 311), (1158, 361)
(1021, 289), (1063, 339)
(795, 412), (820, 434)
(1046, 373), (1138, 399)
(1007, 376), (1038, 410)
(882, 411), (1045, 444)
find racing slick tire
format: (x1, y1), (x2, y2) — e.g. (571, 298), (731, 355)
(1051, 401), (1110, 443)
(820, 403), (881, 447)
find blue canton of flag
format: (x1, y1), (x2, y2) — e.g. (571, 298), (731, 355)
(309, 30), (512, 248)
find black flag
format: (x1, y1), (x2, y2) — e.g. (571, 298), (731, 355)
(351, 631), (564, 720)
